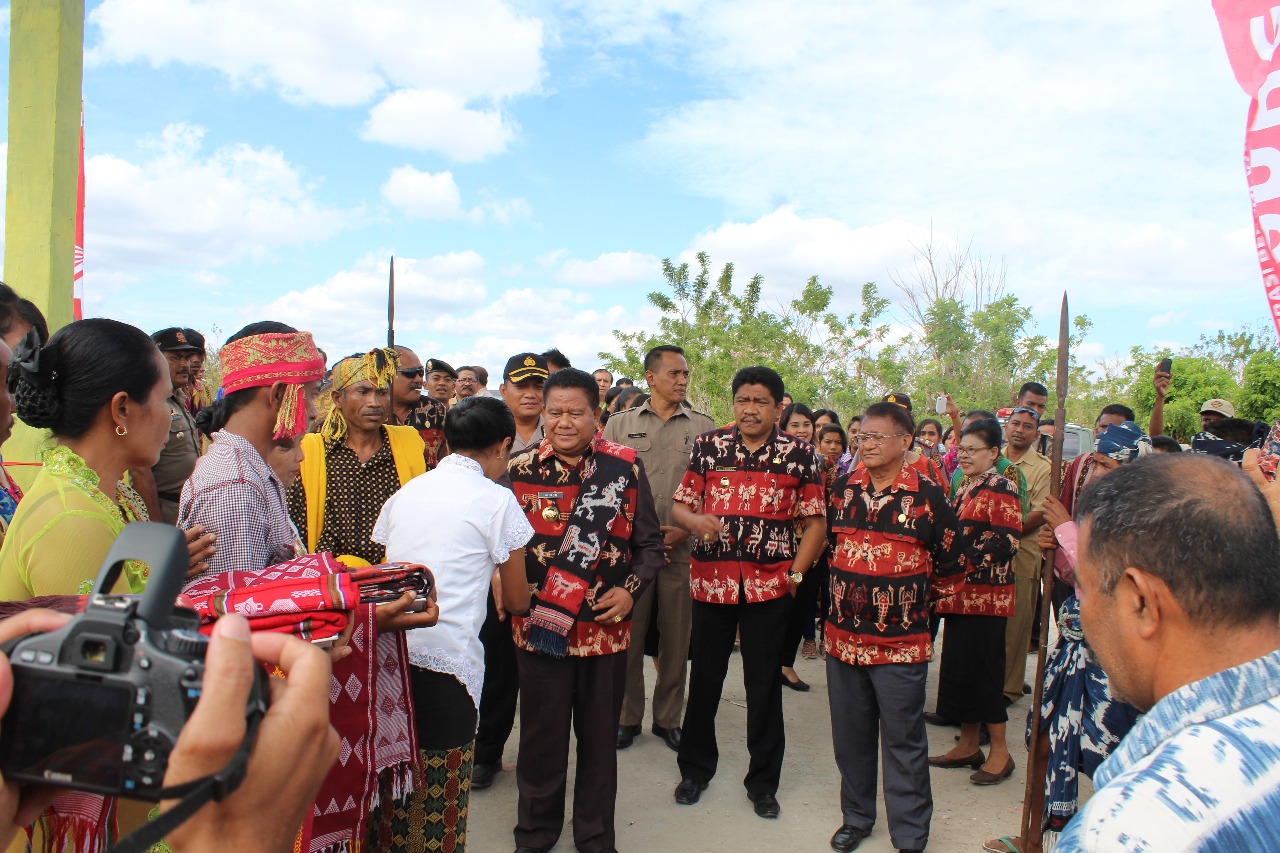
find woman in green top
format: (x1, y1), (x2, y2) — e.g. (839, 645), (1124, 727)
(0, 319), (214, 598)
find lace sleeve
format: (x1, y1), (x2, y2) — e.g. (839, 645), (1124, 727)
(490, 491), (534, 565)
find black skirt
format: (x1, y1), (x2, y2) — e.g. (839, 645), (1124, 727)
(935, 614), (1008, 725)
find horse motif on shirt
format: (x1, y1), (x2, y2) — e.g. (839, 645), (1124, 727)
(576, 475), (627, 522)
(560, 525), (602, 569)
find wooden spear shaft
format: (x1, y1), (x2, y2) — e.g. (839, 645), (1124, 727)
(1020, 293), (1069, 853)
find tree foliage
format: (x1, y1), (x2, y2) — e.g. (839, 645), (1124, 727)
(602, 248), (1277, 435)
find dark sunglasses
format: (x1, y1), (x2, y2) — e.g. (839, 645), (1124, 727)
(398, 368), (425, 379)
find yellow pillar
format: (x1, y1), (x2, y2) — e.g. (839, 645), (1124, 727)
(3, 0), (84, 487)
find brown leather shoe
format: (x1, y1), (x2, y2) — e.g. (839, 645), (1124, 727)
(971, 756), (1016, 785)
(927, 750), (985, 769)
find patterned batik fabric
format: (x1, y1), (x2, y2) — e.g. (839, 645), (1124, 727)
(507, 438), (647, 657)
(674, 425), (827, 604)
(824, 464), (966, 665)
(936, 470), (1022, 617)
(181, 556), (356, 640)
(366, 745), (474, 853)
(1029, 597), (1140, 842)
(1052, 648), (1280, 852)
(309, 614), (422, 853)
(388, 397), (448, 470)
(288, 434), (400, 566)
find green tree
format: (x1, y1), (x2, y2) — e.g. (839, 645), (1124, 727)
(599, 253), (893, 424)
(1239, 348), (1280, 424)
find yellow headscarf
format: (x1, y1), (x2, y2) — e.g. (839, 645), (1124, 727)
(318, 347), (399, 442)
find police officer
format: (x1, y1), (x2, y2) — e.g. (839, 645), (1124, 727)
(131, 327), (202, 523)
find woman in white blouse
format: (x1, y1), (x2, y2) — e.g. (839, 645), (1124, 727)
(373, 395), (533, 850)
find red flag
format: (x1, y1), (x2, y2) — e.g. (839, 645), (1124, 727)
(1214, 1), (1280, 340)
(73, 108), (85, 321)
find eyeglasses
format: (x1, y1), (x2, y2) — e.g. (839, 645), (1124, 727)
(397, 368), (425, 379)
(853, 432), (908, 446)
(955, 445), (995, 458)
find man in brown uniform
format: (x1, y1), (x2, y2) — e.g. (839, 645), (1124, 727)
(1002, 403), (1051, 704)
(132, 327), (202, 523)
(604, 345), (715, 751)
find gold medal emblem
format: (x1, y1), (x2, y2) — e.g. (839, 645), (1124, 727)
(542, 505), (562, 523)
(720, 477), (731, 487)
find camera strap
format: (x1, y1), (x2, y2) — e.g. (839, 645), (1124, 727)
(107, 708), (264, 853)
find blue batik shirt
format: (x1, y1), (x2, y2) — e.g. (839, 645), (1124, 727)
(1056, 648), (1280, 852)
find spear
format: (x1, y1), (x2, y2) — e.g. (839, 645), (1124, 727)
(1020, 293), (1069, 852)
(387, 255), (396, 348)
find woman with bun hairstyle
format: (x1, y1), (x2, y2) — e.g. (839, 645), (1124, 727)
(0, 318), (214, 599)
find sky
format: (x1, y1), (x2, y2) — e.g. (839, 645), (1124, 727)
(0, 1), (1270, 382)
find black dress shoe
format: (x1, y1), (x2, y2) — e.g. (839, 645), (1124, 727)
(472, 763), (497, 790)
(674, 778), (708, 805)
(514, 848), (544, 853)
(923, 712), (958, 727)
(651, 724), (682, 751)
(780, 671), (811, 692)
(616, 723), (642, 750)
(830, 824), (871, 852)
(748, 791), (780, 819)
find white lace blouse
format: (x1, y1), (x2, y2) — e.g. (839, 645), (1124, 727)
(372, 453), (533, 708)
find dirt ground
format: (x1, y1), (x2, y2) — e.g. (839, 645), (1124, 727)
(466, 634), (1080, 853)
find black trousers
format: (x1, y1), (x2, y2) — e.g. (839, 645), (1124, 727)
(475, 593), (519, 767)
(936, 614), (1008, 725)
(411, 667), (478, 751)
(677, 595), (791, 796)
(514, 649), (627, 853)
(781, 560), (827, 668)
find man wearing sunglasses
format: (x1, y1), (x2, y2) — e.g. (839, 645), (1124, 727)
(389, 346), (448, 469)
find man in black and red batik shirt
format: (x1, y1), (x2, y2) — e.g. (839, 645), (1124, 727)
(670, 365), (827, 820)
(824, 401), (965, 853)
(507, 368), (665, 853)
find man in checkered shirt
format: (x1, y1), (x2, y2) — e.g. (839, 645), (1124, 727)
(178, 321), (325, 580)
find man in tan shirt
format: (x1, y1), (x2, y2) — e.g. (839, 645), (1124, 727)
(604, 345), (715, 752)
(1002, 403), (1051, 704)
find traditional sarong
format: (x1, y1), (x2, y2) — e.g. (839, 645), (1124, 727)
(366, 746), (473, 853)
(1027, 596), (1140, 847)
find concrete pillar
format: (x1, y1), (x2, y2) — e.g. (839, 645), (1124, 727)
(3, 0), (85, 486)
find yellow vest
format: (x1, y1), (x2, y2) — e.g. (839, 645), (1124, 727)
(298, 425), (426, 559)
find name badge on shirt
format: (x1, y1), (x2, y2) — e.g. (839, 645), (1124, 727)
(627, 432), (647, 438)
(714, 466), (736, 472)
(537, 491), (564, 500)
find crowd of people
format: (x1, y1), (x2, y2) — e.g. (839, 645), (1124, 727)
(0, 283), (1276, 853)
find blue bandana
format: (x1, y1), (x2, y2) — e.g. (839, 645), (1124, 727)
(1095, 421), (1151, 462)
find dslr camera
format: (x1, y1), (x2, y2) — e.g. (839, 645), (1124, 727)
(0, 523), (268, 799)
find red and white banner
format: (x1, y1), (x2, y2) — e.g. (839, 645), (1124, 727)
(1214, 1), (1280, 340)
(73, 109), (85, 321)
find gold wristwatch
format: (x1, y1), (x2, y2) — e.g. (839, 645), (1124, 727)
(787, 570), (804, 584)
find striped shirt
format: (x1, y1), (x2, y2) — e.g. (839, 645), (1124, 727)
(1056, 647), (1280, 852)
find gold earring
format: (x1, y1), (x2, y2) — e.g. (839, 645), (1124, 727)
(115, 425), (128, 437)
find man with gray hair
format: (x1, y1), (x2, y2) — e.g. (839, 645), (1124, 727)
(1055, 453), (1280, 851)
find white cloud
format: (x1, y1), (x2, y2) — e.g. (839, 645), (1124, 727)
(381, 166), (464, 220)
(85, 123), (350, 275)
(380, 165), (531, 223)
(88, 0), (545, 160)
(564, 0), (1265, 339)
(363, 91), (516, 162)
(557, 250), (661, 286)
(259, 251), (487, 357)
(1148, 310), (1190, 329)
